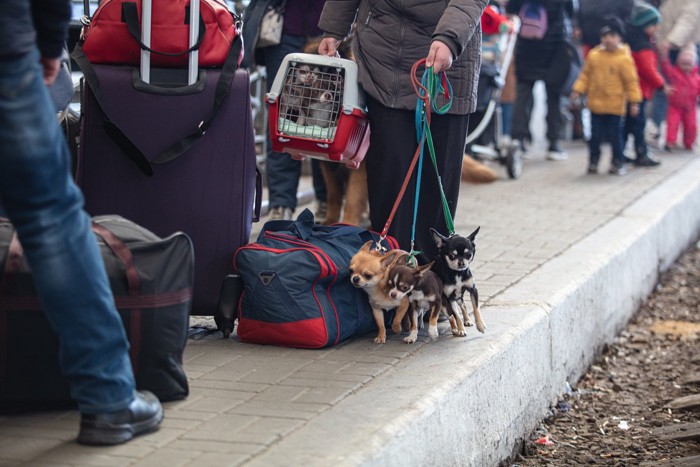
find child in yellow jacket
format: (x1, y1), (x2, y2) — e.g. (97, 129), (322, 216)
(571, 17), (643, 176)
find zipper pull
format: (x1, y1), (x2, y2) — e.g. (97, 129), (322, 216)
(365, 12), (372, 25)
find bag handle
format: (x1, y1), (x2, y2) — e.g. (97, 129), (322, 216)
(0, 222), (142, 297)
(92, 223), (141, 296)
(71, 34), (243, 176)
(122, 2), (206, 58)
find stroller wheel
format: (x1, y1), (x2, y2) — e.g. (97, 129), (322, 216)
(505, 146), (522, 179)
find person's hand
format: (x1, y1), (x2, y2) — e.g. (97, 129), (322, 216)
(425, 40), (453, 74)
(657, 40), (670, 60)
(318, 37), (341, 57)
(572, 26), (582, 42)
(663, 83), (675, 96)
(41, 56), (61, 86)
(629, 103), (640, 117)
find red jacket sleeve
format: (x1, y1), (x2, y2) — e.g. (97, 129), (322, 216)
(634, 49), (665, 91)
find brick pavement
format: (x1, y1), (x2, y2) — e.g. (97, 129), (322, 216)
(1, 141), (698, 466)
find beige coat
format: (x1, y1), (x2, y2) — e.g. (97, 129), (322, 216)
(657, 0), (700, 49)
(319, 0), (489, 115)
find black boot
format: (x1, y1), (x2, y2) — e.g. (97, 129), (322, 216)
(634, 153), (661, 167)
(77, 391), (163, 446)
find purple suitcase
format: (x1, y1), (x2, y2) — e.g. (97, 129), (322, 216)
(75, 2), (260, 317)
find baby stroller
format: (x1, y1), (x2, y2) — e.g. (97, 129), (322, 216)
(465, 19), (520, 179)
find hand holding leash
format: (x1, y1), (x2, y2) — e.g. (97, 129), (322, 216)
(425, 40), (453, 74)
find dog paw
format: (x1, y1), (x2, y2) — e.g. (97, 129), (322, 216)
(464, 319), (474, 327)
(452, 329), (467, 337)
(374, 335), (386, 344)
(391, 323), (403, 334)
(476, 322), (486, 333)
(403, 332), (418, 344)
(428, 326), (439, 340)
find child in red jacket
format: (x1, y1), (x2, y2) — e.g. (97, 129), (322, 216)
(624, 2), (670, 166)
(662, 45), (700, 151)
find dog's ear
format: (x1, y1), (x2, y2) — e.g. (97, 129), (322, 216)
(415, 262), (434, 277)
(430, 228), (447, 248)
(381, 251), (409, 270)
(380, 251), (399, 269)
(468, 226), (480, 242)
(359, 240), (375, 253)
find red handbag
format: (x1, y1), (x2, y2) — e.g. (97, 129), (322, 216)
(81, 0), (240, 68)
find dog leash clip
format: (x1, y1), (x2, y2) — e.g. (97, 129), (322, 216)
(373, 237), (388, 253)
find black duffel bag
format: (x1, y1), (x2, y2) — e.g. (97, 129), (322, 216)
(0, 215), (193, 412)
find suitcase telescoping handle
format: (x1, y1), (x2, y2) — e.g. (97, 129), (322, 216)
(139, 0), (199, 85)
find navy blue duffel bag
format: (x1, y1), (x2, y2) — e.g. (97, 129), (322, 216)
(234, 209), (398, 348)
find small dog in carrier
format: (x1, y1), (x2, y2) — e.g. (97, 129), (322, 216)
(280, 64), (320, 126)
(306, 72), (343, 128)
(278, 62), (344, 133)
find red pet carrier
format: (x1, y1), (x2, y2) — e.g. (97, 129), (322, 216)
(266, 53), (369, 169)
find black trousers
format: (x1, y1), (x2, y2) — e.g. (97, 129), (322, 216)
(364, 94), (470, 263)
(511, 80), (562, 147)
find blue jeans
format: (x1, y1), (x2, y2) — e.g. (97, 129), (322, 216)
(589, 113), (624, 167)
(623, 99), (648, 157)
(651, 88), (667, 129)
(0, 49), (135, 414)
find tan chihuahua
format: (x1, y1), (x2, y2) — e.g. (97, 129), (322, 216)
(349, 241), (410, 344)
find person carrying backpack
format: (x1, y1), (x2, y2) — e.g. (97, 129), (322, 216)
(506, 0), (575, 161)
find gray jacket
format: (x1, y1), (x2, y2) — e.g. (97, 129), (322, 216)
(319, 0), (488, 115)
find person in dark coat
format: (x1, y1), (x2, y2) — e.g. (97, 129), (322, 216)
(506, 0), (575, 161)
(317, 0), (488, 262)
(578, 0), (634, 54)
(0, 0), (162, 445)
(242, 0), (329, 222)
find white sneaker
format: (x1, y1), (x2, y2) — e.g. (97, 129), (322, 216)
(314, 201), (328, 224)
(546, 149), (568, 161)
(269, 206), (293, 221)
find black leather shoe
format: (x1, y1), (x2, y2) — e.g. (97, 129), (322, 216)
(634, 155), (661, 167)
(77, 391), (163, 446)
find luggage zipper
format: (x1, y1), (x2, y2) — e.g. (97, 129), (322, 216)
(263, 232), (338, 276)
(235, 243), (332, 278)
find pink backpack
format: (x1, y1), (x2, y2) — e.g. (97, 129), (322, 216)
(519, 1), (548, 40)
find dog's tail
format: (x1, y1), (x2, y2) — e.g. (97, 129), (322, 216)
(461, 155), (498, 184)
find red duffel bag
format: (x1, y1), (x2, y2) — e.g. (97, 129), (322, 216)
(81, 0), (240, 68)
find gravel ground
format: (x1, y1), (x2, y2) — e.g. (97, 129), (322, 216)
(512, 240), (700, 466)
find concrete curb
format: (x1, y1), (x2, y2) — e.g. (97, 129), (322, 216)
(248, 157), (700, 466)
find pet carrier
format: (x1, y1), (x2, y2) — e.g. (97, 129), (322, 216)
(266, 53), (369, 169)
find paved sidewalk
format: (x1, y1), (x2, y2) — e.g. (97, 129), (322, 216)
(1, 141), (699, 466)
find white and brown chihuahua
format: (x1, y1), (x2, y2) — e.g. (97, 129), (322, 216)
(385, 258), (449, 343)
